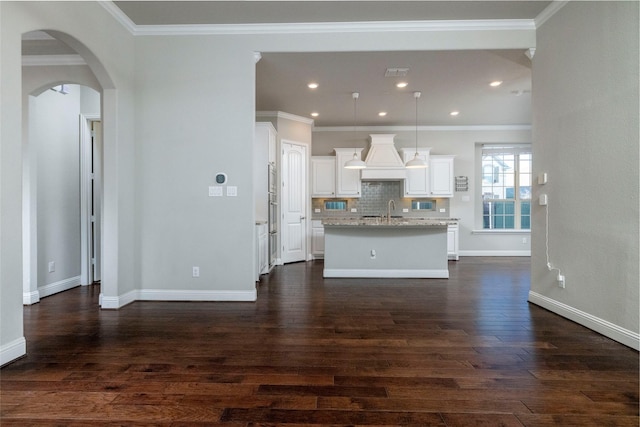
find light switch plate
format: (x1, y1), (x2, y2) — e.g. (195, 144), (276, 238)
(209, 186), (223, 197)
(350, 208), (357, 213)
(539, 194), (548, 205)
(538, 172), (548, 185)
(402, 208), (409, 213)
(439, 208), (446, 213)
(226, 186), (237, 197)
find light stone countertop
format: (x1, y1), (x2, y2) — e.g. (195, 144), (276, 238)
(322, 217), (455, 228)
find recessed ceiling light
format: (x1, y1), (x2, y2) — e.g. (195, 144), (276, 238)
(310, 112), (319, 117)
(396, 82), (408, 88)
(450, 111), (460, 116)
(378, 111), (387, 117)
(489, 81), (503, 87)
(307, 82), (319, 89)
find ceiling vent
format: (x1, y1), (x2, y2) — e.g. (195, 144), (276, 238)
(384, 67), (409, 77)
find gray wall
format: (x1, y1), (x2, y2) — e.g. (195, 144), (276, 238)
(33, 86), (82, 288)
(530, 1), (639, 347)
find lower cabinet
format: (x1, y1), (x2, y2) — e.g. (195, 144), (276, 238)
(256, 222), (268, 280)
(311, 220), (325, 258)
(447, 223), (459, 261)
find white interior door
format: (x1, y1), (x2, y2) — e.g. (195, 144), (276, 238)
(281, 141), (307, 264)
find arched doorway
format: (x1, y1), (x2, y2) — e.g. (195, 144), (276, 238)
(22, 80), (102, 304)
(21, 30), (113, 308)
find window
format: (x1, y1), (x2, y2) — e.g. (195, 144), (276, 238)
(481, 145), (531, 230)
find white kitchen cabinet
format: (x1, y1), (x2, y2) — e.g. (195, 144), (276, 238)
(311, 220), (325, 258)
(334, 148), (363, 198)
(447, 222), (459, 261)
(399, 148), (431, 197)
(311, 156), (336, 198)
(256, 222), (269, 280)
(430, 155), (455, 197)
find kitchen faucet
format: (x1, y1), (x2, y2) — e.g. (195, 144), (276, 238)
(387, 199), (395, 222)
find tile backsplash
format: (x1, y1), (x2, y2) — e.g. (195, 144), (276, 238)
(312, 181), (450, 219)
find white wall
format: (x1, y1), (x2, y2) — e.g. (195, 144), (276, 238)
(530, 2), (639, 348)
(313, 127), (532, 255)
(33, 86), (82, 290)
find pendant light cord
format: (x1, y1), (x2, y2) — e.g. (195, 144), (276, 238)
(415, 93), (419, 156)
(353, 92), (359, 156)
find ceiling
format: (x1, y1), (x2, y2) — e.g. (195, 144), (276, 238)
(25, 1), (553, 127)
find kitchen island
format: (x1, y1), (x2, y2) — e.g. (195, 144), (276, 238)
(322, 217), (451, 279)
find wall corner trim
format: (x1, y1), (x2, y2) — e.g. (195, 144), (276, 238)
(0, 337), (27, 367)
(528, 291), (640, 350)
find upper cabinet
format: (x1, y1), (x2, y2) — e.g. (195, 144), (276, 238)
(430, 155), (455, 197)
(334, 148), (363, 198)
(311, 156), (336, 197)
(399, 148), (431, 197)
(311, 150), (363, 198)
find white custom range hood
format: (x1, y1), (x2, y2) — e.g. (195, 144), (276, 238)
(360, 134), (407, 181)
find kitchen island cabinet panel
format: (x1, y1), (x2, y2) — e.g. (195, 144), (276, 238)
(323, 219), (448, 278)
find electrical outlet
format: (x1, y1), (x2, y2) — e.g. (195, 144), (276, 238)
(557, 274), (565, 288)
(402, 208), (409, 213)
(539, 194), (548, 205)
(522, 237), (527, 244)
(192, 266), (200, 277)
(48, 261), (55, 273)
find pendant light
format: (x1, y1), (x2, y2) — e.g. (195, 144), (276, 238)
(405, 91), (428, 169)
(344, 92), (367, 169)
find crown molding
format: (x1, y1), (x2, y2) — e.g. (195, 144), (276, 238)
(22, 54), (86, 66)
(535, 1), (570, 28)
(256, 111), (315, 126)
(97, 1), (537, 37)
(313, 124), (531, 132)
(134, 19), (535, 36)
(98, 0), (137, 34)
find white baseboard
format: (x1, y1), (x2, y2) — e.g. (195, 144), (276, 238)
(100, 289), (257, 309)
(458, 250), (531, 257)
(23, 276), (81, 305)
(528, 291), (640, 350)
(23, 290), (40, 305)
(137, 289), (257, 302)
(38, 276), (81, 299)
(0, 337), (26, 367)
(323, 268), (449, 279)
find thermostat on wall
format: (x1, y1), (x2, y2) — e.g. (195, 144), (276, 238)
(215, 173), (228, 185)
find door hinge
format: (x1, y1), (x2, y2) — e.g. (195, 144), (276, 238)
(91, 215), (96, 223)
(91, 130), (96, 138)
(90, 173), (95, 180)
(91, 258), (96, 265)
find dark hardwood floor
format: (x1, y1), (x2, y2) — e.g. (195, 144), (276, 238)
(1, 258), (638, 426)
